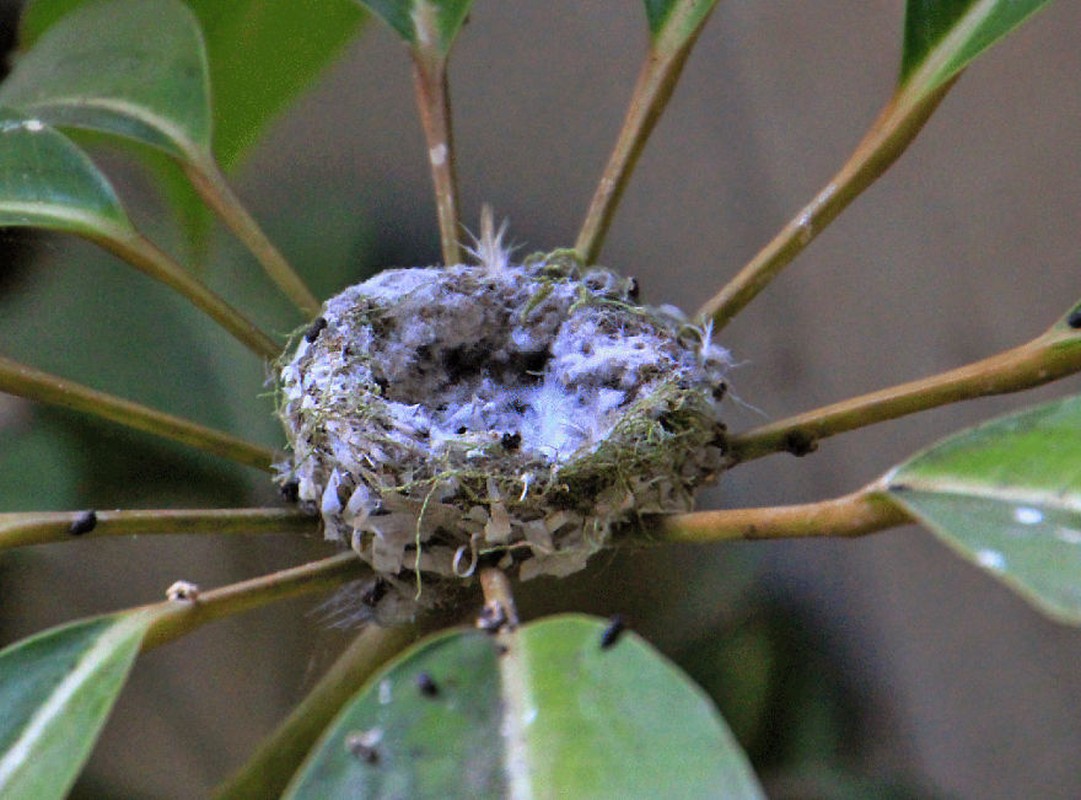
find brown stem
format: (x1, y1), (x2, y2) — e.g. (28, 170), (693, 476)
(0, 356), (278, 472)
(97, 231), (280, 359)
(184, 159), (321, 317)
(698, 77), (958, 329)
(575, 8), (716, 265)
(658, 487), (910, 543)
(412, 51), (461, 266)
(728, 324), (1081, 463)
(0, 507), (315, 550)
(141, 552), (366, 650)
(478, 566), (519, 630)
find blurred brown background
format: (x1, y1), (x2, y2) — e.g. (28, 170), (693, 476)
(3, 1), (1081, 797)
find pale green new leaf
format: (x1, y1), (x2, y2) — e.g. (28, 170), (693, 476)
(2, 0), (210, 162)
(0, 612), (152, 800)
(901, 0), (1056, 92)
(0, 107), (133, 239)
(286, 615), (763, 799)
(886, 394), (1081, 623)
(354, 0), (473, 55)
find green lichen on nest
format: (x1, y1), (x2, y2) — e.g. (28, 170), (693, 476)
(276, 250), (730, 621)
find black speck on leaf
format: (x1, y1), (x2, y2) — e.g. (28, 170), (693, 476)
(600, 614), (626, 650)
(416, 671), (439, 697)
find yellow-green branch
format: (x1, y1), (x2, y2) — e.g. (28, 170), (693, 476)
(214, 620), (426, 799)
(141, 551), (366, 650)
(728, 321), (1081, 463)
(185, 159), (321, 317)
(659, 486), (910, 543)
(575, 3), (717, 265)
(698, 77), (958, 329)
(0, 507), (315, 550)
(0, 355), (278, 472)
(98, 231), (280, 359)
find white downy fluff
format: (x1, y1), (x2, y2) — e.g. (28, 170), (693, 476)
(277, 245), (731, 622)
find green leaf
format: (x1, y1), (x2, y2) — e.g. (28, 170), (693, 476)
(642, 0), (718, 43)
(19, 0), (365, 169)
(286, 615), (763, 799)
(355, 0), (473, 55)
(0, 108), (133, 238)
(886, 394), (1081, 623)
(900, 0), (1056, 91)
(17, 0), (366, 258)
(2, 0), (211, 162)
(0, 612), (151, 799)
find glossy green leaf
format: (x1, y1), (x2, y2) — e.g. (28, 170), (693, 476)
(20, 0), (365, 169)
(900, 0), (1056, 91)
(18, 0), (366, 257)
(355, 0), (472, 55)
(286, 614), (763, 799)
(0, 107), (132, 238)
(642, 0), (718, 42)
(2, 0), (210, 162)
(0, 612), (151, 799)
(886, 394), (1081, 623)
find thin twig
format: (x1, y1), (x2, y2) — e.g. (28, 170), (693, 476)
(478, 565), (519, 630)
(184, 159), (321, 317)
(0, 356), (278, 472)
(96, 231), (280, 359)
(411, 50), (462, 266)
(698, 77), (958, 329)
(214, 619), (429, 799)
(658, 486), (910, 543)
(141, 551), (367, 650)
(575, 4), (717, 265)
(0, 507), (315, 550)
(728, 322), (1081, 463)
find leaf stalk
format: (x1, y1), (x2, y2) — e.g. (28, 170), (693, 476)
(698, 77), (958, 329)
(412, 50), (462, 265)
(214, 620), (426, 799)
(658, 486), (909, 543)
(728, 323), (1081, 463)
(0, 356), (278, 472)
(141, 551), (367, 651)
(0, 507), (314, 551)
(184, 159), (322, 317)
(96, 230), (280, 358)
(575, 4), (717, 265)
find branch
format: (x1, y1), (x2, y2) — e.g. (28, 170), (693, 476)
(412, 50), (461, 266)
(141, 551), (366, 650)
(479, 565), (519, 630)
(657, 486), (910, 543)
(184, 159), (321, 318)
(0, 356), (278, 473)
(97, 231), (280, 359)
(698, 77), (958, 329)
(574, 2), (718, 265)
(214, 619), (428, 799)
(0, 507), (315, 551)
(728, 320), (1081, 463)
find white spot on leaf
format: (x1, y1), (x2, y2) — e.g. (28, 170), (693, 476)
(1013, 506), (1043, 525)
(976, 549), (1006, 572)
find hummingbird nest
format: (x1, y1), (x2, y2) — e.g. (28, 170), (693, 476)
(277, 239), (730, 622)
